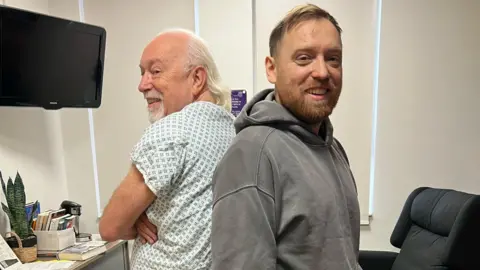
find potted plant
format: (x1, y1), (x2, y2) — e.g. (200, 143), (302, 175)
(1, 171), (38, 263)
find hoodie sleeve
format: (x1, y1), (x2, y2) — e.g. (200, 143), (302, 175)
(211, 134), (277, 270)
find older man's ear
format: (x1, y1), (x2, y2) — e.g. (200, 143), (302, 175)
(191, 66), (208, 98)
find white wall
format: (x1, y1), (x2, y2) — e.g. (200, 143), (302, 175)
(361, 0), (480, 250)
(3, 0), (48, 13)
(197, 0), (254, 99)
(0, 0), (69, 213)
(0, 0), (100, 234)
(47, 0), (100, 235)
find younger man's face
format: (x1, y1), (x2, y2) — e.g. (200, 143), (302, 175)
(266, 19), (343, 126)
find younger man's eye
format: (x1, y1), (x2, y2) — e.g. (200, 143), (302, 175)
(297, 55), (310, 61)
(295, 55), (312, 65)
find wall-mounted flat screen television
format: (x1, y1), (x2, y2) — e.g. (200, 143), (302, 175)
(0, 5), (106, 109)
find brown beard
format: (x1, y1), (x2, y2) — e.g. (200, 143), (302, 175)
(276, 89), (341, 124)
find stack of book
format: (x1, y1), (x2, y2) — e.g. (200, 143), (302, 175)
(32, 209), (76, 232)
(25, 201), (40, 223)
(56, 241), (108, 261)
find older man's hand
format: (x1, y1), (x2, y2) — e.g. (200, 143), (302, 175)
(135, 212), (158, 244)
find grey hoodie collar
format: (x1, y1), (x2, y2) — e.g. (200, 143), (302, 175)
(234, 88), (334, 146)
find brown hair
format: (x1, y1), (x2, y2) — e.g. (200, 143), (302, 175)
(269, 4), (342, 57)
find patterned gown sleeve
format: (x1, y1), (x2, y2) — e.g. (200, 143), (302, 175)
(130, 119), (187, 197)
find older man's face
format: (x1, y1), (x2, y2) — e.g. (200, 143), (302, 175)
(138, 34), (193, 123)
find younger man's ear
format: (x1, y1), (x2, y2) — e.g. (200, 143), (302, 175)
(265, 56), (277, 84)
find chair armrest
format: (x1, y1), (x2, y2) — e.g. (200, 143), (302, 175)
(358, 250), (398, 270)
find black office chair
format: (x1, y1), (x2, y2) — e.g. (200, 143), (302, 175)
(359, 187), (480, 270)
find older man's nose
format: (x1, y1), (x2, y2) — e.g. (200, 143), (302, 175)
(138, 73), (152, 92)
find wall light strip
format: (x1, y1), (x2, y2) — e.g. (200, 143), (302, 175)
(369, 0), (383, 215)
(194, 0), (200, 35)
(78, 0), (102, 218)
(251, 0), (257, 95)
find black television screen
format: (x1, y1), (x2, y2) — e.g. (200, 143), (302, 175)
(0, 6), (106, 109)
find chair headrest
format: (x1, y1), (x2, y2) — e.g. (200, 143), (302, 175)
(410, 188), (474, 236)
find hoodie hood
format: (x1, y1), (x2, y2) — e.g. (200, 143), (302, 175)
(234, 88), (334, 146)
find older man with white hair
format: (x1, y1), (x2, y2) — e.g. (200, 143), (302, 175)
(99, 29), (235, 270)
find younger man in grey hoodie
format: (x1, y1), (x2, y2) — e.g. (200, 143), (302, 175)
(211, 4), (362, 270)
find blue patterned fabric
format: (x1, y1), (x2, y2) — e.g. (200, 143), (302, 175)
(130, 101), (235, 270)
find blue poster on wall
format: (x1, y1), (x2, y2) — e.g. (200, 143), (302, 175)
(231, 89), (247, 117)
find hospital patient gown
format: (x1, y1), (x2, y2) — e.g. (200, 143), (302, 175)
(129, 101), (235, 270)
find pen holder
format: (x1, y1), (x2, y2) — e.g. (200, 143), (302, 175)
(34, 228), (76, 251)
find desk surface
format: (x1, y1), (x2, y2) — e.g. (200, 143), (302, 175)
(36, 240), (128, 270)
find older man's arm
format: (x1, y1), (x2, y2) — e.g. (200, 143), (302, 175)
(100, 115), (187, 243)
(99, 164), (156, 241)
(134, 212), (158, 244)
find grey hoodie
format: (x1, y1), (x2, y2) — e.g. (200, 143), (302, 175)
(212, 88), (362, 270)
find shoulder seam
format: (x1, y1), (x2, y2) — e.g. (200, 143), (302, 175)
(212, 185), (274, 209)
(212, 127), (277, 208)
(254, 127), (276, 192)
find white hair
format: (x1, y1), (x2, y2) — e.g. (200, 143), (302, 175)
(156, 28), (231, 112)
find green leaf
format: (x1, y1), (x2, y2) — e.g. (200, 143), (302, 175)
(1, 172), (31, 239)
(13, 206), (28, 239)
(6, 178), (14, 209)
(7, 204), (19, 236)
(14, 172), (26, 207)
(1, 203), (13, 229)
(0, 171), (5, 196)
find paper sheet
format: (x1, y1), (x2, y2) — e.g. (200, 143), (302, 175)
(20, 261), (74, 270)
(0, 234), (23, 270)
